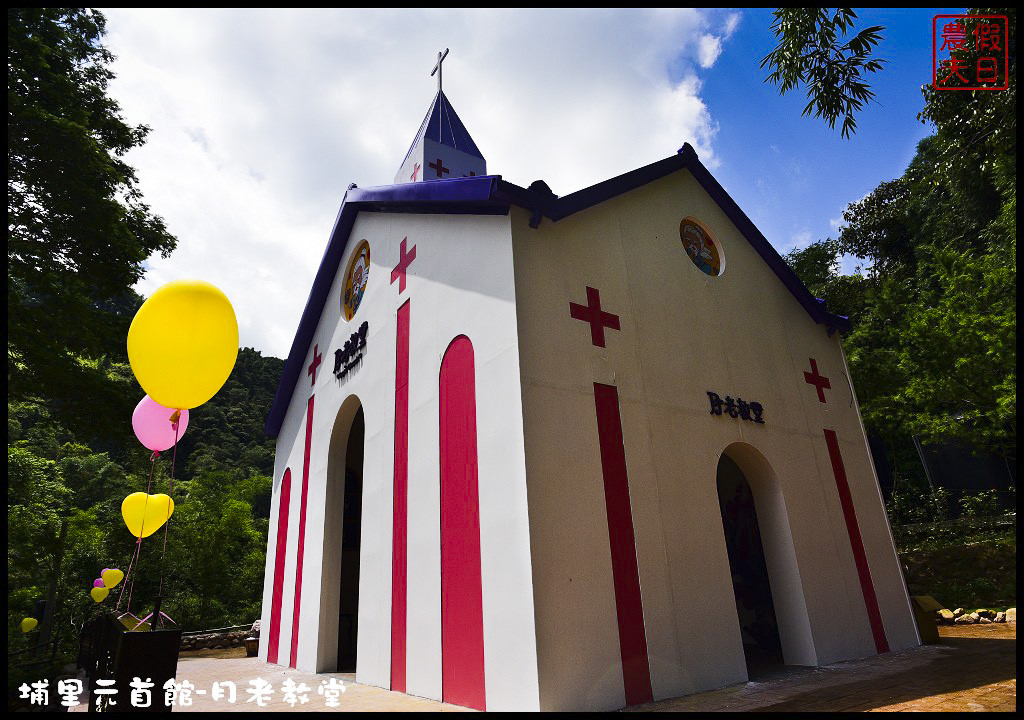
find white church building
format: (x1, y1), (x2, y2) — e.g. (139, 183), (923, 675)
(258, 76), (920, 711)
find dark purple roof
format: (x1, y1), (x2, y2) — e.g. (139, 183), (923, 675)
(400, 90), (484, 169)
(265, 144), (851, 436)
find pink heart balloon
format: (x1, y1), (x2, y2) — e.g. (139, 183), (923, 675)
(93, 578), (105, 588)
(132, 396), (189, 452)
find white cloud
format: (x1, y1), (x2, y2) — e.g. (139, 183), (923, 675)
(723, 12), (741, 37)
(783, 230), (813, 254)
(100, 8), (736, 358)
(696, 34), (723, 68)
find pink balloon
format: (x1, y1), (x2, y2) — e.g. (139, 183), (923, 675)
(132, 395), (189, 452)
(93, 578), (105, 588)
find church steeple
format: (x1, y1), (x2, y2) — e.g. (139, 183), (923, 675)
(395, 49), (486, 184)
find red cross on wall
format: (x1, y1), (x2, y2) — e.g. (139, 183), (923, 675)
(307, 344), (322, 386)
(428, 158), (450, 178)
(411, 163), (421, 181)
(391, 237), (417, 294)
(570, 286), (621, 348)
(803, 358), (831, 403)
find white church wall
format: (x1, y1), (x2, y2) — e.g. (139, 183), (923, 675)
(511, 169), (918, 710)
(258, 407), (306, 665)
(261, 209), (541, 711)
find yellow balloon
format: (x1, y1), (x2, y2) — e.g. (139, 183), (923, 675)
(21, 618), (38, 633)
(91, 587), (109, 603)
(127, 280), (239, 409)
(121, 492), (175, 539)
(101, 568), (125, 589)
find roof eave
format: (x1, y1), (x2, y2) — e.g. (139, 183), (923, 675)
(265, 148), (851, 437)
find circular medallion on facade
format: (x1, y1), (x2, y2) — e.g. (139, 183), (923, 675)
(342, 240), (370, 321)
(680, 217), (723, 277)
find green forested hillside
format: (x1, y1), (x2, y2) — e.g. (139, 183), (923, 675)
(8, 348), (284, 662)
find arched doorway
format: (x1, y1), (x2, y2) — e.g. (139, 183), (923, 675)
(316, 396), (364, 672)
(716, 444), (816, 677)
(717, 454), (782, 674)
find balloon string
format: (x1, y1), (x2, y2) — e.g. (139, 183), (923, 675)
(157, 417), (181, 598)
(116, 539), (142, 612)
(123, 538), (142, 614)
(117, 451), (158, 612)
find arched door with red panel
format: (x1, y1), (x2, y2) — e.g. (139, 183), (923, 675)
(439, 335), (486, 711)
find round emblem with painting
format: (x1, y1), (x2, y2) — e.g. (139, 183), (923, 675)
(680, 217), (723, 276)
(343, 241), (370, 321)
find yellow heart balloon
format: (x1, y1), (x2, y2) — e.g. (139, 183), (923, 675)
(91, 586), (109, 603)
(101, 568), (125, 589)
(21, 617), (38, 633)
(127, 280), (239, 410)
(121, 492), (175, 539)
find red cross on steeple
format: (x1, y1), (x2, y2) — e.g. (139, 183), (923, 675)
(410, 163), (421, 181)
(390, 237), (417, 294)
(308, 344), (322, 386)
(803, 358), (831, 403)
(428, 158), (450, 178)
(570, 286), (620, 348)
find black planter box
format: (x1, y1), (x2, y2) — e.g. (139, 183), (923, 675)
(81, 614), (182, 713)
(110, 628), (182, 712)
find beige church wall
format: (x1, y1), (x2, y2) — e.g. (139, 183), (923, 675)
(510, 168), (917, 710)
(261, 209), (541, 711)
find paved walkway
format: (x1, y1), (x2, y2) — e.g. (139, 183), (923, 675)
(634, 623), (1015, 712)
(73, 623), (1015, 712)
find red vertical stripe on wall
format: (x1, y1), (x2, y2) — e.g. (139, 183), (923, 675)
(440, 336), (486, 711)
(391, 300), (410, 692)
(823, 429), (890, 653)
(289, 396), (315, 668)
(593, 383), (653, 706)
(267, 468), (292, 664)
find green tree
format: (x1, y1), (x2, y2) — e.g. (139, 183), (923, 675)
(761, 8), (886, 137)
(784, 9), (1016, 463)
(7, 8), (175, 426)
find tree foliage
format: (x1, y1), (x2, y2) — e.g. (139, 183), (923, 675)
(7, 8), (176, 424)
(785, 8), (1016, 461)
(761, 8), (886, 137)
(7, 11), (285, 686)
(8, 348), (283, 682)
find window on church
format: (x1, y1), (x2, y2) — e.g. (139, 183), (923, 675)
(680, 217), (723, 276)
(343, 240), (371, 321)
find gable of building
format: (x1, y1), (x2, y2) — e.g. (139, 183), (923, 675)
(266, 145), (849, 436)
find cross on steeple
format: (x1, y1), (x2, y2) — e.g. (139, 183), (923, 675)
(394, 47), (486, 184)
(431, 48), (449, 94)
(428, 157), (450, 178)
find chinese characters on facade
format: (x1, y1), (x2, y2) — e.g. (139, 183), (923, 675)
(707, 391), (765, 424)
(334, 321), (369, 382)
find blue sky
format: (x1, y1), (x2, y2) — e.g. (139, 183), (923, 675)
(99, 8), (964, 357)
(698, 8), (960, 269)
